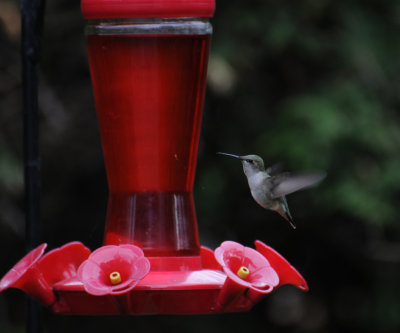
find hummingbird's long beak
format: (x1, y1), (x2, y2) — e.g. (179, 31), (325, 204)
(216, 152), (241, 159)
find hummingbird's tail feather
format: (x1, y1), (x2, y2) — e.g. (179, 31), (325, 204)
(277, 196), (296, 229)
(286, 214), (297, 229)
(277, 210), (296, 229)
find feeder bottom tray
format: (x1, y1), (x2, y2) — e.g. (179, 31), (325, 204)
(52, 269), (253, 315)
(0, 241), (308, 315)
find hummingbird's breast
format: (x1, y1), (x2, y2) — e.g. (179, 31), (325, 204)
(247, 172), (274, 209)
(247, 172), (265, 189)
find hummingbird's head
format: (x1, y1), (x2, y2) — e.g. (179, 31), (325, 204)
(217, 152), (265, 177)
(239, 155), (265, 177)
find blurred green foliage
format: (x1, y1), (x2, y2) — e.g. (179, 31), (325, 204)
(1, 0), (400, 332)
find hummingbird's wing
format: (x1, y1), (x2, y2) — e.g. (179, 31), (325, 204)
(267, 172), (326, 199)
(262, 172), (290, 195)
(265, 162), (285, 176)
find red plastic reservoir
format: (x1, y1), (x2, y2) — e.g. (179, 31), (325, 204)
(85, 19), (212, 256)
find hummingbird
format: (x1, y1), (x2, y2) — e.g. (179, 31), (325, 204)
(217, 152), (326, 229)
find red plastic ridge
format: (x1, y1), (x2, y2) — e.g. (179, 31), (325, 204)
(81, 0), (215, 19)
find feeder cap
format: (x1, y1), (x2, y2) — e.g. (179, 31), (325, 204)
(81, 0), (215, 19)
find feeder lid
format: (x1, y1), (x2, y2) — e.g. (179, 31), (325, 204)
(81, 0), (215, 19)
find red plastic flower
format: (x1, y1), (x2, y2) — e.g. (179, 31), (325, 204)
(77, 244), (150, 296)
(215, 241), (279, 293)
(38, 241), (91, 286)
(200, 246), (222, 270)
(255, 240), (308, 291)
(0, 243), (56, 306)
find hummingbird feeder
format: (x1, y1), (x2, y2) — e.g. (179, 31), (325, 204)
(0, 0), (309, 315)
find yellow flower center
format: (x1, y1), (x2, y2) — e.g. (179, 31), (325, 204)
(110, 271), (122, 285)
(236, 266), (250, 280)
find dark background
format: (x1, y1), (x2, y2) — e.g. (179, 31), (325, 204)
(1, 0), (400, 332)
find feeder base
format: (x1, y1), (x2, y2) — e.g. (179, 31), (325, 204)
(51, 269), (254, 315)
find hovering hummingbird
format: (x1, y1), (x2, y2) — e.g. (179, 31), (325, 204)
(217, 152), (326, 229)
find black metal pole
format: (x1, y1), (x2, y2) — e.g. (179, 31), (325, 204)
(20, 0), (46, 332)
